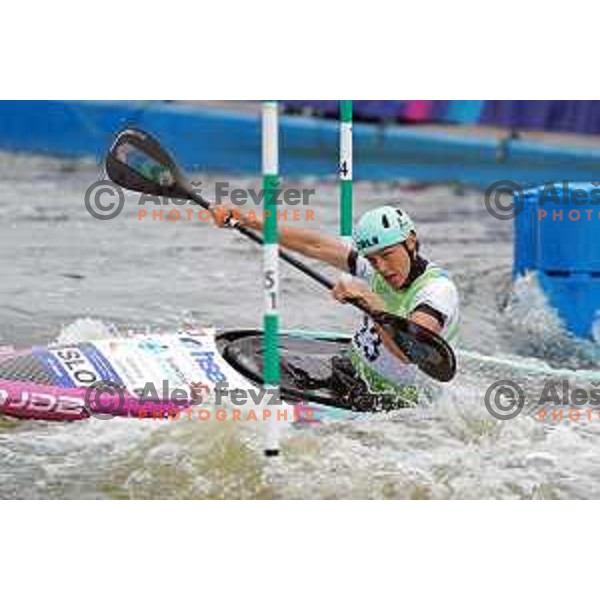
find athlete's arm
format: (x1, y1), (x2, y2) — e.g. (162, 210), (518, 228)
(410, 308), (444, 335)
(332, 279), (436, 365)
(409, 282), (455, 338)
(368, 309), (443, 366)
(212, 205), (351, 271)
(331, 276), (386, 309)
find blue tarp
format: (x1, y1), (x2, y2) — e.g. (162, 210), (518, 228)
(282, 101), (600, 135)
(1, 101), (600, 186)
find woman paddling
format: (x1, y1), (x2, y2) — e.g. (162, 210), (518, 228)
(212, 205), (459, 410)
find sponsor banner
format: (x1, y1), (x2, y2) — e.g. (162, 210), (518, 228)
(32, 330), (252, 397)
(35, 345), (122, 389)
(79, 343), (123, 385)
(93, 338), (164, 393)
(178, 335), (228, 386)
(135, 337), (192, 388)
(92, 332), (228, 394)
(32, 348), (76, 387)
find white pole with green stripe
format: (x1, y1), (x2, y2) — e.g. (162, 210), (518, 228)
(339, 100), (353, 240)
(262, 101), (281, 457)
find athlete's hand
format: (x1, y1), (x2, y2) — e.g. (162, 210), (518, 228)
(332, 278), (386, 312)
(211, 204), (260, 230)
(211, 204), (243, 228)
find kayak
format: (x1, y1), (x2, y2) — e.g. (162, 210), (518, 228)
(0, 328), (361, 423)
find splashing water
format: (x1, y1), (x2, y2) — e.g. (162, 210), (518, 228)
(4, 152), (600, 498)
(503, 272), (600, 369)
(54, 318), (122, 345)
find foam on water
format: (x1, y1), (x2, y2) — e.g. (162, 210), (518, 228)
(54, 317), (122, 345)
(3, 315), (600, 499)
(503, 273), (600, 368)
(3, 152), (600, 498)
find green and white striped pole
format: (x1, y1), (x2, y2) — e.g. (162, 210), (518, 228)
(262, 101), (280, 457)
(339, 101), (353, 240)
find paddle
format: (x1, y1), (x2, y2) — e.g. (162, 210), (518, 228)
(104, 127), (457, 382)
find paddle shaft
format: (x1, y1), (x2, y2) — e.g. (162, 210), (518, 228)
(177, 180), (351, 294)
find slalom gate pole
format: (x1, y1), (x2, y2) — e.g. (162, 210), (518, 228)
(339, 101), (353, 240)
(262, 101), (281, 457)
(262, 100), (352, 454)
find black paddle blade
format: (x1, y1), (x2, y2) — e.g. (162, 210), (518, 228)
(105, 128), (192, 201)
(375, 312), (457, 382)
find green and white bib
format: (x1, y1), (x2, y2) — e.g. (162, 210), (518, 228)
(350, 259), (459, 397)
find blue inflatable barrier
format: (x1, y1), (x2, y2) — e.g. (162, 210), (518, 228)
(512, 188), (540, 278)
(2, 102), (600, 186)
(514, 182), (600, 338)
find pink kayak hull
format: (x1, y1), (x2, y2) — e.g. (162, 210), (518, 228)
(0, 378), (193, 421)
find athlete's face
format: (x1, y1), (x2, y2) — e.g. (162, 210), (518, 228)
(366, 234), (417, 289)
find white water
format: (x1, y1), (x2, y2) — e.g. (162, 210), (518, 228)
(2, 152), (600, 498)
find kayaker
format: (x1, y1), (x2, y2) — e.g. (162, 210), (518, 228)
(211, 204), (459, 410)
